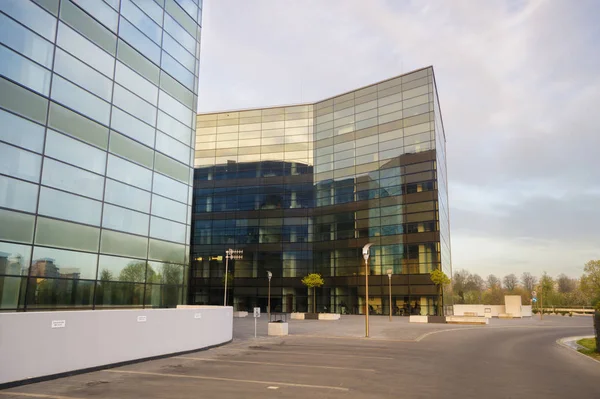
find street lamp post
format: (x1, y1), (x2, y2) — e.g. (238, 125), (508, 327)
(362, 243), (373, 338)
(224, 249), (243, 306)
(387, 268), (393, 322)
(267, 271), (272, 321)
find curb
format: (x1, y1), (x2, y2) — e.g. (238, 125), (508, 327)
(556, 336), (600, 365)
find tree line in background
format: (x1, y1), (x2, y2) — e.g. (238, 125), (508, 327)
(452, 260), (600, 307)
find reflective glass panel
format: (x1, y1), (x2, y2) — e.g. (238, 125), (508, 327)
(157, 110), (190, 144)
(118, 16), (160, 65)
(41, 158), (104, 200)
(113, 84), (156, 126)
(152, 173), (188, 203)
(150, 217), (186, 243)
(110, 107), (156, 147)
(45, 130), (107, 174)
(24, 277), (95, 308)
(121, 0), (162, 44)
(163, 13), (195, 54)
(162, 32), (195, 72)
(51, 75), (110, 125)
(161, 51), (194, 90)
(56, 22), (115, 78)
(115, 61), (159, 105)
(156, 131), (190, 164)
(71, 0), (118, 32)
(53, 48), (112, 101)
(0, 45), (51, 96)
(94, 280), (145, 307)
(38, 186), (102, 226)
(98, 255), (147, 282)
(0, 12), (54, 68)
(102, 203), (150, 236)
(0, 175), (38, 213)
(0, 0), (56, 41)
(30, 246), (98, 279)
(106, 154), (152, 190)
(0, 239), (32, 276)
(151, 194), (187, 223)
(0, 142), (42, 183)
(104, 178), (151, 213)
(0, 109), (45, 153)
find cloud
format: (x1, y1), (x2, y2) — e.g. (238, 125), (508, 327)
(197, 0), (600, 278)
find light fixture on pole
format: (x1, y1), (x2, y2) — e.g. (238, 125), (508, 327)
(362, 243), (373, 338)
(387, 268), (393, 322)
(224, 249), (243, 306)
(267, 271), (273, 321)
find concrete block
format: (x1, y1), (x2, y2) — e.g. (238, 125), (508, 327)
(409, 315), (428, 323)
(318, 313), (341, 320)
(232, 311), (248, 318)
(446, 316), (488, 325)
(498, 313), (513, 319)
(290, 313), (305, 320)
(268, 322), (289, 336)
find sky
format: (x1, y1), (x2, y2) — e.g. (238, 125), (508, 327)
(196, 0), (600, 279)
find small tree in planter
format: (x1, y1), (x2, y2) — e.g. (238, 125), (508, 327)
(430, 269), (451, 316)
(302, 273), (324, 314)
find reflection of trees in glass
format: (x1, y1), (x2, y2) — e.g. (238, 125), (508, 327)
(99, 269), (113, 281)
(118, 262), (148, 283)
(29, 278), (93, 307)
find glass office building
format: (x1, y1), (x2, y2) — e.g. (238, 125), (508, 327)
(191, 66), (452, 316)
(0, 0), (202, 311)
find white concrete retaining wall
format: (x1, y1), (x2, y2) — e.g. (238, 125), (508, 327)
(504, 295), (523, 317)
(409, 315), (428, 323)
(290, 313), (305, 320)
(318, 313), (341, 320)
(522, 305), (533, 317)
(0, 306), (232, 385)
(453, 304), (506, 317)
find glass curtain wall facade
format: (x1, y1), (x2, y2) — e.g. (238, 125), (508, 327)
(191, 67), (451, 316)
(0, 0), (202, 311)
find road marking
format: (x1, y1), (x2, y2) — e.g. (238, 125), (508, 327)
(245, 349), (394, 360)
(267, 386), (279, 390)
(416, 325), (593, 341)
(103, 370), (349, 391)
(175, 356), (376, 372)
(0, 393), (84, 399)
(287, 334), (415, 342)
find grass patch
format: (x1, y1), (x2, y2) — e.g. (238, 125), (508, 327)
(577, 338), (600, 361)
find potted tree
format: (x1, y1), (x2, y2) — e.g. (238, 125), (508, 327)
(429, 269), (451, 323)
(301, 273), (324, 320)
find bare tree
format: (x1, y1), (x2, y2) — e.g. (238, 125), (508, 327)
(521, 272), (537, 292)
(503, 274), (518, 292)
(486, 274), (501, 290)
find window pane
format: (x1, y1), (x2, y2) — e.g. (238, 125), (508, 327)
(48, 102), (109, 149)
(56, 22), (115, 78)
(0, 0), (57, 41)
(150, 216), (186, 243)
(100, 229), (148, 259)
(147, 261), (183, 285)
(161, 51), (194, 90)
(102, 203), (149, 236)
(121, 0), (162, 44)
(115, 61), (158, 106)
(162, 32), (195, 72)
(156, 131), (190, 164)
(159, 90), (192, 127)
(98, 255), (147, 282)
(38, 186), (102, 226)
(112, 84), (156, 126)
(0, 175), (38, 213)
(51, 75), (110, 125)
(53, 48), (112, 101)
(163, 13), (195, 54)
(0, 276), (25, 309)
(41, 158), (104, 200)
(132, 0), (163, 25)
(45, 130), (107, 174)
(151, 194), (187, 223)
(35, 216), (100, 252)
(0, 208), (35, 244)
(95, 280), (145, 308)
(0, 109), (45, 153)
(0, 240), (32, 276)
(157, 110), (190, 144)
(152, 173), (188, 203)
(145, 283), (181, 308)
(106, 154), (152, 190)
(109, 131), (154, 168)
(0, 12), (54, 69)
(148, 238), (185, 263)
(104, 178), (151, 213)
(24, 277), (95, 309)
(71, 0), (118, 32)
(118, 17), (160, 65)
(30, 246), (98, 279)
(110, 107), (156, 148)
(0, 142), (42, 183)
(0, 45), (51, 96)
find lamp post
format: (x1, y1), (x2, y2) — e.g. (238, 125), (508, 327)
(224, 249), (243, 306)
(387, 268), (393, 322)
(362, 243), (373, 338)
(267, 271), (272, 321)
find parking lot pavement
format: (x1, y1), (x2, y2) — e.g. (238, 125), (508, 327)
(1, 315), (596, 399)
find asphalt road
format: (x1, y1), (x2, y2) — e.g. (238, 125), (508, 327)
(1, 316), (598, 399)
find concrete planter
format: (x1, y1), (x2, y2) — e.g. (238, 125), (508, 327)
(304, 313), (319, 320)
(290, 313), (305, 320)
(318, 313), (341, 320)
(427, 316), (447, 324)
(409, 315), (428, 323)
(268, 322), (289, 336)
(232, 311), (248, 318)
